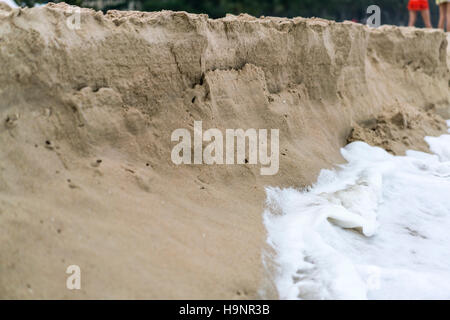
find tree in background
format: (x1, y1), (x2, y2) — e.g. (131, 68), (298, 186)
(137, 0), (423, 25)
(20, 0), (82, 7)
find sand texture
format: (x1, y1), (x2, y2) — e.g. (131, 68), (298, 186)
(0, 3), (449, 299)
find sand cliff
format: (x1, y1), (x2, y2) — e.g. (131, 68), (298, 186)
(0, 3), (449, 299)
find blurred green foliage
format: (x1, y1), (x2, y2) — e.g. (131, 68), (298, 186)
(138, 0), (437, 26)
(140, 0), (402, 22)
(20, 0), (83, 7)
(21, 0), (440, 26)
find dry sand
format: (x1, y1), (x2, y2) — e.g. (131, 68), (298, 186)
(0, 3), (449, 299)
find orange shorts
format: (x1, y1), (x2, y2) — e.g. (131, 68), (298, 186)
(408, 0), (429, 10)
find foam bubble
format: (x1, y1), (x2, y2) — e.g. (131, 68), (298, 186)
(264, 123), (450, 299)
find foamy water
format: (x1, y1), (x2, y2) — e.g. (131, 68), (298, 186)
(1, 0), (19, 8)
(264, 121), (450, 299)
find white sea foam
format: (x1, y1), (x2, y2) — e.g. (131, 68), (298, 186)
(1, 0), (19, 8)
(264, 125), (450, 299)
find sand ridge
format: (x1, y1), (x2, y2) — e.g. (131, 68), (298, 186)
(0, 3), (449, 299)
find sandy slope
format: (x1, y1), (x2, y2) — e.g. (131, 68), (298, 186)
(0, 3), (449, 299)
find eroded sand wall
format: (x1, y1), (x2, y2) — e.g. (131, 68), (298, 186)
(0, 3), (449, 299)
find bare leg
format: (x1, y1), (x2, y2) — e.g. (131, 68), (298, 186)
(438, 4), (446, 30)
(408, 11), (417, 27)
(446, 3), (450, 32)
(421, 9), (432, 28)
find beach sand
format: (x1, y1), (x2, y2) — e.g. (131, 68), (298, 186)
(0, 3), (449, 299)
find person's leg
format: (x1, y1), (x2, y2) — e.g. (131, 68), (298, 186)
(438, 4), (446, 30)
(421, 9), (433, 28)
(409, 10), (417, 26)
(446, 2), (450, 31)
